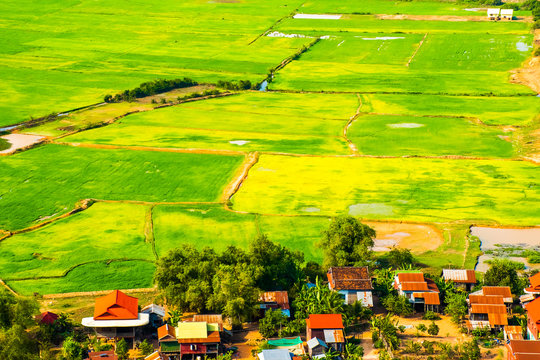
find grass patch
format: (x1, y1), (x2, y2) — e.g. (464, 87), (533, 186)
(0, 202), (152, 280)
(232, 155), (540, 225)
(7, 260), (155, 296)
(0, 138), (9, 151)
(0, 144), (243, 230)
(348, 114), (514, 157)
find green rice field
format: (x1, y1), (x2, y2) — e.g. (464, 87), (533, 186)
(1, 0), (538, 295)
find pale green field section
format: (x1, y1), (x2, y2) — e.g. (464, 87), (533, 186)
(349, 114), (514, 157)
(0, 144), (243, 231)
(232, 155), (540, 225)
(0, 0), (311, 126)
(358, 93), (540, 126)
(271, 19), (534, 94)
(64, 92), (358, 155)
(299, 0), (531, 16)
(8, 261), (155, 295)
(0, 202), (153, 280)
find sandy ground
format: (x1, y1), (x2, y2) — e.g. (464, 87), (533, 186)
(472, 226), (540, 272)
(231, 323), (262, 360)
(366, 222), (444, 253)
(0, 133), (45, 154)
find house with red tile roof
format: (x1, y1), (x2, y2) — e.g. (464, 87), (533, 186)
(327, 267), (373, 307)
(36, 311), (58, 325)
(158, 321), (222, 360)
(466, 293), (508, 331)
(506, 339), (540, 360)
(521, 273), (540, 306)
(306, 314), (345, 352)
(442, 269), (477, 291)
(81, 290), (149, 340)
(470, 286), (513, 312)
(525, 297), (540, 340)
(393, 271), (440, 312)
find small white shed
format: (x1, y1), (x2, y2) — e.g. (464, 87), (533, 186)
(487, 8), (500, 20)
(501, 9), (514, 20)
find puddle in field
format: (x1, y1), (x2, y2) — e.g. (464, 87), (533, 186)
(516, 41), (532, 52)
(349, 203), (394, 216)
(471, 226), (540, 272)
(301, 207), (321, 213)
(360, 37), (405, 41)
(259, 80), (268, 91)
(293, 14), (342, 20)
(387, 123), (425, 129)
(229, 140), (250, 146)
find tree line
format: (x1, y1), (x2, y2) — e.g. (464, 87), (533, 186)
(104, 78), (198, 103)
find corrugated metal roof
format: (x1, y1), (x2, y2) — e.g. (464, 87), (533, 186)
(471, 304), (507, 314)
(259, 291), (290, 309)
(158, 324), (176, 341)
(423, 292), (440, 305)
(469, 295), (504, 305)
(176, 331), (220, 344)
(482, 286), (512, 298)
(258, 350), (293, 360)
(525, 297), (540, 330)
(442, 269), (476, 283)
(192, 314), (223, 331)
(397, 273), (424, 282)
(507, 340), (540, 358)
(401, 282), (429, 291)
(323, 329), (344, 343)
(306, 314), (344, 330)
(176, 322), (207, 339)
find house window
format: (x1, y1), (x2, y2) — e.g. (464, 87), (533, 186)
(190, 345), (197, 351)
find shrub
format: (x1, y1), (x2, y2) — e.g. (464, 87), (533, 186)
(427, 322), (439, 336)
(422, 311), (441, 320)
(416, 323), (427, 333)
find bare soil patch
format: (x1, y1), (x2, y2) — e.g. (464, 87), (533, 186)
(366, 222), (443, 253)
(510, 30), (540, 93)
(377, 14), (531, 22)
(0, 133), (45, 155)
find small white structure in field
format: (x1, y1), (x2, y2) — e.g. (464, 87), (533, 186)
(501, 9), (514, 20)
(487, 8), (500, 20)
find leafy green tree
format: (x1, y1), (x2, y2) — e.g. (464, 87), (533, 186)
(371, 313), (400, 354)
(344, 300), (373, 326)
(343, 343), (364, 360)
(249, 234), (304, 291)
(416, 323), (427, 333)
(427, 322), (439, 336)
(319, 216), (375, 268)
(373, 268), (395, 298)
(293, 277), (344, 319)
(139, 339), (153, 356)
(154, 246), (218, 312)
(0, 325), (39, 360)
(444, 292), (468, 324)
(302, 261), (325, 282)
(484, 259), (522, 295)
(62, 336), (86, 360)
(380, 248), (414, 269)
(259, 309), (287, 338)
(0, 291), (38, 329)
(382, 294), (413, 317)
(207, 264), (260, 326)
(116, 338), (128, 360)
(167, 309), (182, 326)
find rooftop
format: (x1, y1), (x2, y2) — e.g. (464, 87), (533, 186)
(442, 269), (476, 284)
(526, 297), (540, 330)
(506, 340), (540, 360)
(259, 291), (290, 309)
(306, 314), (344, 330)
(93, 290), (139, 321)
(258, 349), (293, 360)
(327, 267), (373, 291)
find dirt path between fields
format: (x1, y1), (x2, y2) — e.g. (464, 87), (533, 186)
(407, 33), (428, 67)
(221, 152), (260, 202)
(342, 94), (362, 154)
(376, 14), (532, 22)
(42, 286), (157, 299)
(0, 279), (18, 296)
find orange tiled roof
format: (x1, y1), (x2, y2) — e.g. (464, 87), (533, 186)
(158, 324), (177, 341)
(259, 291), (290, 310)
(526, 273), (540, 292)
(470, 304), (507, 314)
(469, 295), (504, 305)
(93, 290), (138, 320)
(306, 314), (344, 329)
(488, 313), (508, 326)
(177, 331), (221, 344)
(327, 267), (373, 291)
(526, 297), (540, 332)
(482, 286), (512, 298)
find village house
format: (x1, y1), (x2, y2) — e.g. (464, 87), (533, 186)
(506, 339), (540, 360)
(504, 326), (524, 341)
(521, 273), (540, 306)
(157, 321), (221, 360)
(306, 337), (328, 358)
(81, 290), (149, 341)
(257, 349), (294, 360)
(466, 292), (508, 331)
(442, 269), (476, 292)
(259, 291), (291, 317)
(327, 266), (374, 307)
(525, 296), (540, 340)
(36, 311), (59, 325)
(393, 272), (440, 312)
(142, 304), (166, 329)
(306, 314), (345, 352)
(487, 8), (500, 20)
(501, 9), (514, 20)
(470, 286), (513, 312)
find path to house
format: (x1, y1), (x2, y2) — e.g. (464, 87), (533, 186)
(231, 323), (261, 360)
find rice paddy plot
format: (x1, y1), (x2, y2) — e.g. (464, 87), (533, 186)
(0, 202), (152, 280)
(7, 260), (155, 296)
(231, 155), (540, 225)
(0, 144), (243, 231)
(348, 114), (514, 157)
(358, 94), (540, 126)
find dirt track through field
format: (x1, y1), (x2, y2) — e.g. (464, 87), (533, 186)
(221, 152), (260, 202)
(407, 33), (428, 67)
(342, 94), (362, 154)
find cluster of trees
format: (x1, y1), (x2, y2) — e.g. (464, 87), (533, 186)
(216, 80), (254, 90)
(104, 78), (197, 103)
(153, 89), (223, 105)
(154, 234), (304, 326)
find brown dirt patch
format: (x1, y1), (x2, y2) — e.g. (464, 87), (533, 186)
(230, 323), (262, 360)
(510, 30), (540, 93)
(366, 222), (444, 253)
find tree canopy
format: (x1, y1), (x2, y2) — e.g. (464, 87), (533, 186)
(484, 259), (523, 295)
